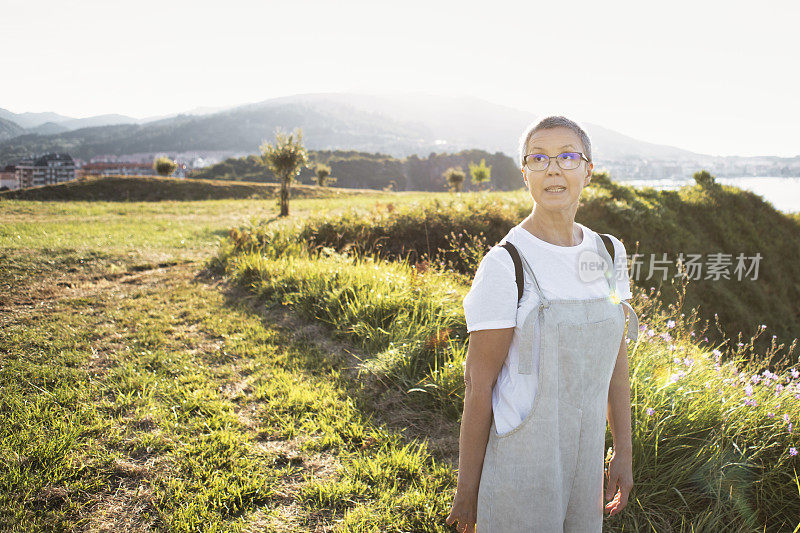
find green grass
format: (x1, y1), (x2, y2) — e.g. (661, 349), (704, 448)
(237, 177), (800, 362)
(0, 191), (462, 531)
(4, 185), (800, 531)
(213, 194), (800, 531)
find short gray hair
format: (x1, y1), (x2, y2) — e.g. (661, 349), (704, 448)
(518, 116), (592, 167)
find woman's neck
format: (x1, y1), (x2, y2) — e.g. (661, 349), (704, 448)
(521, 212), (582, 247)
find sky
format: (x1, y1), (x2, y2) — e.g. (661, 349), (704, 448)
(1, 0), (798, 158)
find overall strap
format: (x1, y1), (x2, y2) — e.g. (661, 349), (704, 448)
(514, 245), (551, 374)
(594, 232), (639, 343)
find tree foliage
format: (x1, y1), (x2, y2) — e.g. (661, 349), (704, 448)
(153, 156), (177, 176)
(468, 158), (492, 188)
(259, 128), (310, 216)
(693, 169), (717, 188)
(314, 163), (335, 187)
(189, 149), (521, 191)
(443, 166), (466, 192)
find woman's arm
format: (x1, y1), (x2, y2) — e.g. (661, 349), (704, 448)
(446, 326), (514, 533)
(604, 304), (634, 516)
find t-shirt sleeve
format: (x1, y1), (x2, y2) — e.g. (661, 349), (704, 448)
(462, 246), (518, 332)
(609, 235), (634, 300)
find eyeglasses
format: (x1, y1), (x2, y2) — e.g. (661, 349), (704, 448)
(523, 152), (590, 172)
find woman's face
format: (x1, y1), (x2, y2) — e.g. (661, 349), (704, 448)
(521, 127), (593, 212)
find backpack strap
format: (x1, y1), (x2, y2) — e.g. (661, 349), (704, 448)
(499, 234), (616, 307)
(499, 241), (523, 304)
(599, 233), (615, 265)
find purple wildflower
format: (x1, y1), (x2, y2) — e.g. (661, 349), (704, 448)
(646, 408), (654, 416)
(790, 447), (798, 457)
(791, 369), (799, 379)
(670, 372), (685, 383)
(712, 349), (722, 360)
(667, 319), (676, 329)
(767, 412), (775, 418)
(744, 385), (753, 397)
(647, 329), (655, 337)
(661, 332), (672, 342)
(784, 414), (791, 424)
(744, 398), (757, 407)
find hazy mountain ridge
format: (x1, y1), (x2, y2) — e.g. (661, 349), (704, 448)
(0, 117), (25, 142)
(1, 94), (798, 179)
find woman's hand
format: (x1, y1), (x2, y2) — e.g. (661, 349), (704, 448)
(604, 448), (633, 516)
(445, 490), (477, 533)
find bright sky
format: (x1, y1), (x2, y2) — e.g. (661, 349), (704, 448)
(1, 0), (797, 157)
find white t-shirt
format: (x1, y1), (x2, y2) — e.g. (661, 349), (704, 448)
(462, 222), (633, 435)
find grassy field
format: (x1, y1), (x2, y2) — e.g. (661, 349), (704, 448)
(0, 193), (460, 532)
(3, 185), (800, 532)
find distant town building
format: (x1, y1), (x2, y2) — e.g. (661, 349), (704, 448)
(0, 165), (19, 190)
(77, 162), (156, 177)
(14, 153), (76, 188)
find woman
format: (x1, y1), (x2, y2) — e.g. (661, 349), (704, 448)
(445, 116), (638, 532)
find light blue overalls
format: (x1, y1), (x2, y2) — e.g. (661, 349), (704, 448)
(477, 232), (639, 532)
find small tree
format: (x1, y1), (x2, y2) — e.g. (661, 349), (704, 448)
(314, 163), (335, 187)
(443, 166), (466, 192)
(468, 158), (492, 190)
(260, 128), (311, 216)
(693, 169), (717, 188)
(153, 157), (177, 177)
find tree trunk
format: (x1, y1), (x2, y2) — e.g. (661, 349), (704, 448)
(279, 174), (290, 217)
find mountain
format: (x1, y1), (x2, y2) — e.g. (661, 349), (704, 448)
(0, 109), (71, 129)
(0, 105), (231, 133)
(0, 100), (435, 164)
(0, 117), (25, 142)
(0, 93), (696, 162)
(58, 114), (138, 130)
(0, 94), (797, 179)
(28, 122), (71, 135)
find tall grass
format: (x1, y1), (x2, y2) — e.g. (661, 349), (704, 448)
(262, 179), (800, 360)
(211, 202), (800, 530)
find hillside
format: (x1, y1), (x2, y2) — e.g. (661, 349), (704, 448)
(0, 117), (25, 142)
(259, 174), (800, 361)
(3, 94), (797, 180)
(0, 175), (378, 202)
(0, 101), (429, 165)
(0, 93), (704, 166)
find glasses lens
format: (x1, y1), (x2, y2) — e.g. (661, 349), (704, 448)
(526, 154), (548, 171)
(557, 152), (581, 170)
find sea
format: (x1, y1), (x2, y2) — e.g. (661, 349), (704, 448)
(617, 176), (800, 215)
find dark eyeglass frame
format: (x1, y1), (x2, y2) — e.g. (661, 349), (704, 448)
(523, 151), (591, 172)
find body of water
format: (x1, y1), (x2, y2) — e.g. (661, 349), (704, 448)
(618, 176), (800, 215)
